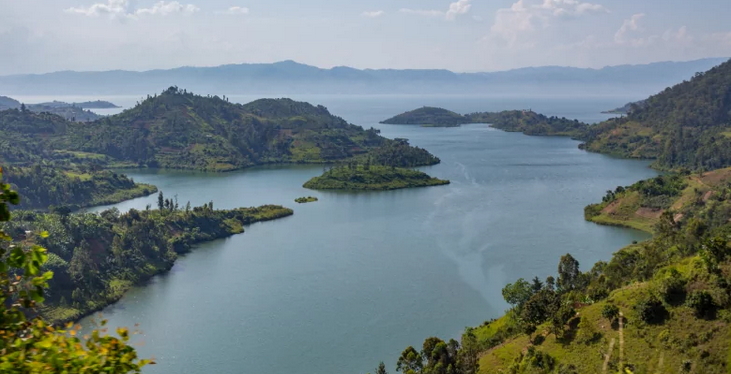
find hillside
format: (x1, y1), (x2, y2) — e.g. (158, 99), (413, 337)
(582, 59), (731, 170)
(380, 107), (471, 127)
(303, 164), (450, 191)
(602, 99), (647, 114)
(377, 169), (731, 374)
(3, 165), (157, 211)
(3, 202), (293, 323)
(0, 88), (440, 172)
(585, 168), (731, 233)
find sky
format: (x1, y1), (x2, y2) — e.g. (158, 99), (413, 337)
(1, 0), (730, 75)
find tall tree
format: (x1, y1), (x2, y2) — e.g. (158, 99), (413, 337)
(557, 254), (580, 292)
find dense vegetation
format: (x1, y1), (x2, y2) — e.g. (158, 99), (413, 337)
(295, 196), (318, 203)
(7, 87), (436, 172)
(467, 111), (589, 138)
(304, 164), (449, 191)
(381, 107), (472, 127)
(4, 165), (156, 211)
(2, 190), (293, 323)
(0, 167), (152, 373)
(582, 59), (731, 170)
(602, 99), (647, 114)
(380, 107), (589, 138)
(374, 168), (731, 374)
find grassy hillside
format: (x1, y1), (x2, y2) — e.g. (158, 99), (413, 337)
(585, 168), (731, 233)
(303, 164), (450, 191)
(582, 59), (731, 170)
(3, 203), (293, 323)
(468, 111), (589, 138)
(381, 107), (472, 127)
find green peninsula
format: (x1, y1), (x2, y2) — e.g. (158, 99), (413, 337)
(381, 107), (472, 127)
(381, 107), (589, 138)
(303, 164), (449, 191)
(3, 200), (293, 323)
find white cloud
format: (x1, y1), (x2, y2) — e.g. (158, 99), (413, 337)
(65, 0), (132, 17)
(221, 6), (250, 15)
(65, 0), (199, 19)
(446, 0), (472, 21)
(490, 0), (607, 45)
(614, 13), (645, 44)
(401, 0), (472, 21)
(362, 10), (385, 18)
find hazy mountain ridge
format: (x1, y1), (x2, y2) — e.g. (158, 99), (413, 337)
(0, 58), (726, 96)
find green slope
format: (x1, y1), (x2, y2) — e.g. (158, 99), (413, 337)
(381, 107), (472, 127)
(303, 164), (450, 191)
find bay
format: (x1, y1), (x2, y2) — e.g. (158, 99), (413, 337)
(69, 95), (657, 374)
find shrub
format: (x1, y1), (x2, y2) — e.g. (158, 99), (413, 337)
(655, 268), (686, 304)
(576, 317), (601, 344)
(686, 290), (716, 318)
(634, 294), (668, 324)
(601, 303), (620, 321)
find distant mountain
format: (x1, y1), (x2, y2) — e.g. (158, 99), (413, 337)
(0, 58), (727, 96)
(0, 87), (440, 172)
(582, 59), (731, 170)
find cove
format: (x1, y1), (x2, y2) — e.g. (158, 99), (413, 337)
(79, 96), (658, 374)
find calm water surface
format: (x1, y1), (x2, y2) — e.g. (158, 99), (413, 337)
(70, 95), (658, 374)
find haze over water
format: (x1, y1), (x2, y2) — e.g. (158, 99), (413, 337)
(73, 95), (658, 374)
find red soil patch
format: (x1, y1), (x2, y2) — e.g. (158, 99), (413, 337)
(635, 207), (663, 219)
(601, 200), (621, 215)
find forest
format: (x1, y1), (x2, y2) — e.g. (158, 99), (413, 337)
(304, 163), (450, 191)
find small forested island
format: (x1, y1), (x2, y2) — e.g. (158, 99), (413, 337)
(380, 107), (472, 127)
(295, 196), (318, 203)
(0, 96), (110, 122)
(2, 188), (293, 323)
(303, 164), (449, 191)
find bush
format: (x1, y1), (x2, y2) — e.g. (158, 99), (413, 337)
(601, 303), (620, 321)
(576, 317), (601, 344)
(686, 290), (716, 319)
(634, 294), (668, 324)
(655, 268), (686, 304)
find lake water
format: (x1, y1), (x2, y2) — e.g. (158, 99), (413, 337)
(63, 94), (659, 374)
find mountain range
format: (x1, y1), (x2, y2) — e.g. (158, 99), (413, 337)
(0, 58), (727, 96)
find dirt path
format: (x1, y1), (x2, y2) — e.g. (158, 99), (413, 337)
(619, 312), (625, 370)
(603, 338), (616, 374)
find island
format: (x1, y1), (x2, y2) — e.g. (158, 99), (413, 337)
(295, 196), (319, 203)
(380, 107), (472, 127)
(303, 164), (450, 191)
(0, 96), (119, 122)
(381, 107), (589, 138)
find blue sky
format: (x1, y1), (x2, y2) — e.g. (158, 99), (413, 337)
(1, 0), (729, 74)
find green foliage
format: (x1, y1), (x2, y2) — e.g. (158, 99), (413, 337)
(3, 165), (156, 210)
(295, 196), (318, 203)
(502, 278), (533, 309)
(601, 303), (620, 321)
(583, 59), (731, 170)
(686, 290), (716, 318)
(467, 111), (589, 139)
(0, 166), (151, 373)
(634, 294), (668, 324)
(303, 165), (450, 191)
(557, 254), (581, 292)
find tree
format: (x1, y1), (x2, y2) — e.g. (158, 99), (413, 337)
(531, 276), (544, 293)
(502, 278), (533, 309)
(396, 346), (423, 374)
(557, 254), (581, 292)
(545, 276), (555, 291)
(376, 362), (388, 374)
(157, 191), (164, 210)
(459, 328), (480, 374)
(0, 166), (151, 373)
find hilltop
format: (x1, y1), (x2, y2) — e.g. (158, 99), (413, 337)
(381, 107), (472, 127)
(582, 59), (731, 170)
(0, 96), (112, 122)
(0, 87), (441, 172)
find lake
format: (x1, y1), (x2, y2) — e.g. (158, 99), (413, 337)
(68, 95), (658, 374)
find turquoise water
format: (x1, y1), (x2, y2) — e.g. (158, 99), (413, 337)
(79, 96), (658, 374)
